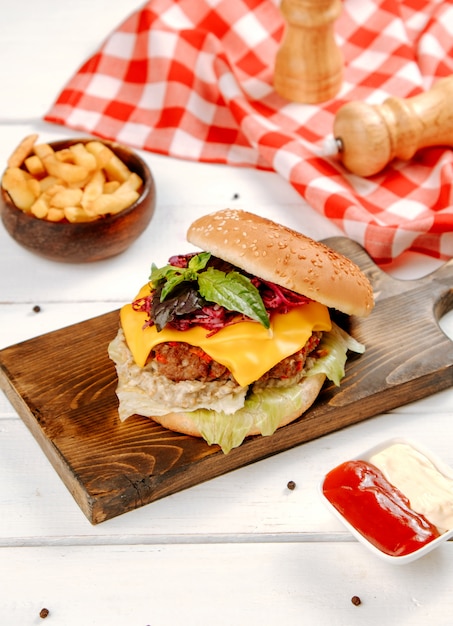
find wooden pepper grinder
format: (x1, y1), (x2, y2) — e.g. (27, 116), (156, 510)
(273, 0), (343, 104)
(331, 75), (453, 176)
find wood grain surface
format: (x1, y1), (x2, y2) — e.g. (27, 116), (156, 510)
(1, 237), (452, 524)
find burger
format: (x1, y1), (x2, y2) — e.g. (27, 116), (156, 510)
(108, 209), (374, 453)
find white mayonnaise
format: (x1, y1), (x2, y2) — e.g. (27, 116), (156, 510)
(369, 443), (453, 534)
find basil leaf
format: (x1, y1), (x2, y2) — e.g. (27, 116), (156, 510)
(188, 251), (211, 272)
(198, 268), (270, 329)
(149, 262), (174, 285)
(160, 272), (187, 301)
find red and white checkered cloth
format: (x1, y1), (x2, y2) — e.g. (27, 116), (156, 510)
(45, 0), (453, 263)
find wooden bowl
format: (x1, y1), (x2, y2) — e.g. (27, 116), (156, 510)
(0, 138), (156, 263)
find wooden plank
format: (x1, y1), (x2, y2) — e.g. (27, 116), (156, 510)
(3, 543), (453, 626)
(0, 238), (452, 523)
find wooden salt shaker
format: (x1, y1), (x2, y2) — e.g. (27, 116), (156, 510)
(273, 0), (343, 104)
(333, 75), (453, 176)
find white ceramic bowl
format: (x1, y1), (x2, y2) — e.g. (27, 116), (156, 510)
(319, 437), (453, 564)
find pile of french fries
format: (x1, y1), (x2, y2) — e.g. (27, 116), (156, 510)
(1, 134), (144, 223)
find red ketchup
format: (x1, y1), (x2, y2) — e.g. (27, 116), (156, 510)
(322, 460), (440, 556)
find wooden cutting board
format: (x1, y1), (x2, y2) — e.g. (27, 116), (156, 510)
(1, 238), (452, 524)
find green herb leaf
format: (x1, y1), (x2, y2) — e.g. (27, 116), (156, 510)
(188, 251), (211, 272)
(149, 253), (212, 301)
(198, 268), (270, 328)
(149, 262), (174, 285)
(160, 273), (186, 300)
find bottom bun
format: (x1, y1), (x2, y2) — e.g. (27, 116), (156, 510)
(147, 372), (326, 443)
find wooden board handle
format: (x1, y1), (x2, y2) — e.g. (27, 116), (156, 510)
(325, 236), (453, 304)
(273, 0), (343, 104)
(333, 76), (453, 176)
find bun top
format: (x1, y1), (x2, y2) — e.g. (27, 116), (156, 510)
(187, 209), (374, 317)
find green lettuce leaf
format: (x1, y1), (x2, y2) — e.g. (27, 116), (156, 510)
(189, 384), (313, 454)
(306, 321), (365, 386)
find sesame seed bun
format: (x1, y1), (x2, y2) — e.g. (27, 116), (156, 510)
(187, 209), (374, 318)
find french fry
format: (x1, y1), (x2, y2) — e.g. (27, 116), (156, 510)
(81, 169), (105, 215)
(103, 180), (121, 194)
(33, 142), (55, 160)
(84, 141), (114, 169)
(2, 166), (32, 188)
(42, 154), (90, 185)
(27, 177), (41, 199)
(69, 143), (98, 171)
(85, 141), (132, 182)
(91, 190), (139, 216)
(11, 187), (35, 211)
(64, 206), (99, 223)
(2, 167), (37, 211)
(24, 154), (46, 177)
(46, 207), (66, 222)
(7, 134), (38, 168)
(31, 196), (50, 219)
(55, 148), (74, 163)
(2, 135), (144, 223)
(116, 172), (143, 193)
(44, 183), (67, 198)
(104, 154), (132, 182)
(49, 187), (83, 209)
(39, 175), (62, 193)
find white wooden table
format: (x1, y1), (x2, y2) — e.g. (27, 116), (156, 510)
(1, 2), (452, 624)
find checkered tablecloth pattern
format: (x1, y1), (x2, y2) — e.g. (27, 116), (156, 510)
(45, 0), (453, 263)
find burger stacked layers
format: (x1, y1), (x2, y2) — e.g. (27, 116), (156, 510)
(108, 209), (374, 453)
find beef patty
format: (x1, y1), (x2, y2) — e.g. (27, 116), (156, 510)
(150, 332), (322, 386)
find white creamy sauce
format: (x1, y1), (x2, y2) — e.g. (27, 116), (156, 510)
(369, 443), (453, 534)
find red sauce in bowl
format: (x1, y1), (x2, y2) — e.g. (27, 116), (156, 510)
(322, 460), (440, 556)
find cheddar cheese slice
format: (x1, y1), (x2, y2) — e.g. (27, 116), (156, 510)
(120, 285), (331, 387)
